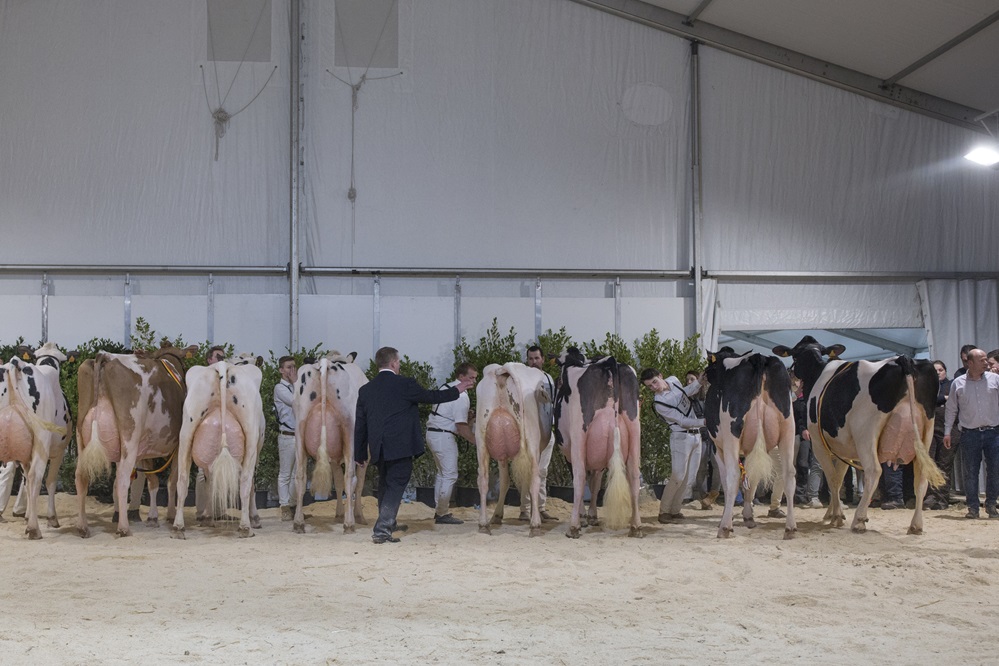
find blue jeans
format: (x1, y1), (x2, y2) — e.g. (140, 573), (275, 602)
(961, 428), (999, 512)
(880, 463), (903, 504)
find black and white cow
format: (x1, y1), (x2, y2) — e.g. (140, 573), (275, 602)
(0, 342), (73, 539)
(773, 336), (944, 534)
(704, 348), (797, 539)
(555, 348), (642, 539)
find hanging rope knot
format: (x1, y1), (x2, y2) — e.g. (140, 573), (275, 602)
(211, 108), (231, 161)
(347, 187), (357, 202)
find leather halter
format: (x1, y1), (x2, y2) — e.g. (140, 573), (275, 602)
(815, 361), (861, 470)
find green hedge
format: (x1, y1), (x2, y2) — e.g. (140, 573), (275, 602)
(2, 317), (704, 497)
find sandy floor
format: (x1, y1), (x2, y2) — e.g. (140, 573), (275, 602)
(1, 491), (998, 665)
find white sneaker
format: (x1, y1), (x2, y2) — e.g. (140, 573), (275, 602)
(807, 498), (823, 509)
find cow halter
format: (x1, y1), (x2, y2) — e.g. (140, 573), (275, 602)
(160, 359), (185, 389)
(815, 361), (861, 470)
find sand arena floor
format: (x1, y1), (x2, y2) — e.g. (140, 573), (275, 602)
(0, 492), (997, 665)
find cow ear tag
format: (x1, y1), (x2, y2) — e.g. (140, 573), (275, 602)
(708, 354), (716, 364)
(22, 352), (30, 360)
(828, 350), (839, 359)
(185, 351), (194, 359)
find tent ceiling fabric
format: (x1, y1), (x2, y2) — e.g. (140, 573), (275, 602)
(620, 0), (999, 121)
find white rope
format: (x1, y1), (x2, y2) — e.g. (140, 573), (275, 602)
(202, 0), (276, 161)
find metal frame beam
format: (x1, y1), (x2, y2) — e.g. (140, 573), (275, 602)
(718, 330), (782, 350)
(706, 270), (999, 283)
(568, 0), (985, 132)
(884, 10), (999, 86)
(825, 328), (920, 357)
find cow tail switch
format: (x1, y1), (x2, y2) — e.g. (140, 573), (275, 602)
(900, 358), (945, 488)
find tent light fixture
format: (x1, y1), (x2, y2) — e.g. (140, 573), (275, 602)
(964, 145), (999, 166)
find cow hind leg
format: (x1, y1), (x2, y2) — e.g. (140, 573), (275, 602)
(908, 459), (929, 536)
(45, 456), (61, 529)
(491, 464), (510, 526)
(584, 470), (601, 527)
(852, 460), (881, 533)
(716, 445), (740, 538)
(477, 446), (492, 535)
(742, 481), (758, 529)
(74, 460), (91, 539)
(23, 458), (44, 540)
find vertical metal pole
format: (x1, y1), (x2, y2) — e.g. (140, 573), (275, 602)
(373, 275), (381, 352)
(289, 0), (302, 351)
(689, 41), (704, 340)
(454, 276), (462, 350)
(534, 278), (542, 342)
(614, 277), (622, 338)
(124, 273), (132, 346)
(207, 273), (215, 344)
(41, 272), (49, 343)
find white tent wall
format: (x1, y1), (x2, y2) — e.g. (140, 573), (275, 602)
(919, 279), (999, 376)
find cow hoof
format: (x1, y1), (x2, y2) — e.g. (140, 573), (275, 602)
(250, 517), (262, 529)
(907, 526), (923, 535)
(25, 527), (42, 540)
(170, 527), (186, 540)
(0, 514), (6, 523)
(851, 524), (867, 534)
(196, 515), (211, 526)
(585, 515), (600, 527)
(343, 524), (355, 535)
(830, 517), (845, 528)
(479, 524), (492, 535)
(12, 511), (25, 518)
(127, 509), (141, 522)
(146, 518), (158, 527)
(783, 528), (798, 540)
(529, 526), (542, 537)
(77, 526), (91, 539)
(629, 526), (644, 538)
(116, 528), (133, 538)
(490, 515), (503, 526)
(238, 527), (254, 538)
(47, 517), (60, 528)
(717, 527), (734, 538)
(566, 527), (581, 539)
(744, 518), (757, 529)
(293, 522), (305, 534)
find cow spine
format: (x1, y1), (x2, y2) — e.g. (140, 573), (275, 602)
(312, 360), (334, 499)
(210, 364), (241, 517)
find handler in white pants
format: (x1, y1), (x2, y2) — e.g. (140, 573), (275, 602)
(640, 369), (705, 522)
(273, 355), (298, 521)
(0, 461), (27, 520)
(426, 363), (478, 525)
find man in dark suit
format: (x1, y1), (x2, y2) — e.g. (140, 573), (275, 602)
(354, 347), (474, 544)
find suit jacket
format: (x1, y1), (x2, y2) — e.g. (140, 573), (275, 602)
(354, 370), (460, 463)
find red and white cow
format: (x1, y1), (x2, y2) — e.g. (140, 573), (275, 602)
(172, 352), (266, 539)
(773, 336), (944, 534)
(0, 343), (72, 539)
(475, 362), (553, 536)
(292, 352), (369, 534)
(555, 348), (642, 539)
(703, 348), (797, 539)
(75, 342), (197, 537)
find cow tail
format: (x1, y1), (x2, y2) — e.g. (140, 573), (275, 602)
(498, 370), (530, 499)
(743, 373), (774, 492)
(78, 419), (111, 483)
(902, 363), (945, 488)
(208, 364), (240, 517)
(312, 361), (333, 500)
(603, 424), (631, 530)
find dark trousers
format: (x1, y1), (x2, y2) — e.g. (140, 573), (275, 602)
(373, 456), (413, 540)
(880, 463), (903, 504)
(927, 433), (957, 506)
(961, 429), (999, 512)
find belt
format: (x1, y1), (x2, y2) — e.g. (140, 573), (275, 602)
(280, 430), (295, 436)
(962, 426), (997, 432)
(673, 429), (701, 435)
(427, 427), (456, 435)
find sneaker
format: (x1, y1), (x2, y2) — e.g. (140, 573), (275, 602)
(434, 513), (464, 525)
(807, 498), (823, 509)
(987, 506), (999, 519)
(518, 511), (530, 521)
(767, 507), (786, 518)
(280, 505), (294, 521)
(880, 501), (900, 510)
(965, 510), (980, 519)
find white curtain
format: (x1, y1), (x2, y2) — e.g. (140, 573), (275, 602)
(919, 279), (999, 373)
(699, 278), (719, 352)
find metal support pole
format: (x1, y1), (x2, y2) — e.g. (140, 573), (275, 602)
(373, 275), (381, 353)
(41, 272), (49, 343)
(207, 273), (215, 344)
(614, 277), (622, 338)
(689, 41), (704, 341)
(289, 0), (302, 351)
(454, 276), (462, 350)
(124, 273), (132, 346)
(534, 278), (543, 342)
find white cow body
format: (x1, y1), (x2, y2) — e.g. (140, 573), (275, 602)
(172, 354), (265, 538)
(475, 363), (552, 536)
(292, 353), (368, 534)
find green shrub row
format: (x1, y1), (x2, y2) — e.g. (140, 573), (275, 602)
(1, 317), (704, 498)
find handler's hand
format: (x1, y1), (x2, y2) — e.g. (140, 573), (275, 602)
(943, 434), (951, 450)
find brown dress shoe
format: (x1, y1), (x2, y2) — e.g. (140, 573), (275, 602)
(539, 510), (558, 522)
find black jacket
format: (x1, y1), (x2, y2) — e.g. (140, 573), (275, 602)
(353, 370), (460, 463)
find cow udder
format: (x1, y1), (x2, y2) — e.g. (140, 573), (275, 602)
(485, 408), (521, 462)
(877, 410), (918, 466)
(0, 407), (33, 463)
(193, 408), (246, 468)
(302, 405), (345, 461)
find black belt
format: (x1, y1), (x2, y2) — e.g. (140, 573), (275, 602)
(427, 427), (456, 435)
(962, 426), (997, 432)
(674, 429), (701, 434)
(280, 430), (295, 436)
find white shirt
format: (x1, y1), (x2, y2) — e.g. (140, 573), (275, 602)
(273, 380), (297, 433)
(944, 372), (999, 435)
(652, 376), (705, 433)
(427, 379), (469, 434)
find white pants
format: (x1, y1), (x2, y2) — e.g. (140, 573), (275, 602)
(0, 461), (27, 516)
(195, 467), (207, 517)
(769, 448), (785, 509)
(520, 435), (554, 513)
(426, 430), (459, 516)
(277, 434), (296, 507)
(659, 432), (702, 514)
